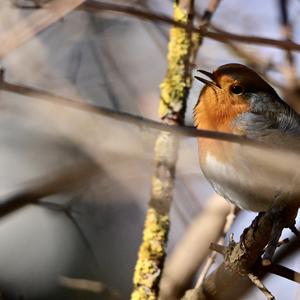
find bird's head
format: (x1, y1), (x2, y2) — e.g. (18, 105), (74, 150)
(193, 63), (282, 131)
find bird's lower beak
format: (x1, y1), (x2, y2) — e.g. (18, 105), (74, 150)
(195, 69), (220, 89)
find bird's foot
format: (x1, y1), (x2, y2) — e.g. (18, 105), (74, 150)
(262, 206), (298, 266)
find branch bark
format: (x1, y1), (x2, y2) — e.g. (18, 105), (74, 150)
(130, 1), (196, 298)
(78, 1), (300, 52)
(182, 206), (299, 300)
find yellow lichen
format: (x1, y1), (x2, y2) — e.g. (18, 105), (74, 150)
(131, 208), (169, 300)
(159, 3), (192, 119)
(131, 2), (197, 299)
(131, 288), (156, 300)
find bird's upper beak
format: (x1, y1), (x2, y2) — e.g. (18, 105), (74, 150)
(195, 70), (220, 89)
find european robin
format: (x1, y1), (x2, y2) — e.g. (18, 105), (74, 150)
(194, 63), (300, 212)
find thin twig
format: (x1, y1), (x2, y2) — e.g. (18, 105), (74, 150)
(59, 276), (124, 300)
(266, 263), (300, 284)
(196, 204), (238, 287)
(182, 207), (299, 300)
(1, 77), (298, 153)
(0, 78), (267, 146)
(200, 242), (300, 285)
(10, 0), (41, 9)
(278, 0), (298, 86)
(78, 1), (300, 52)
(159, 195), (232, 300)
(200, 0), (222, 25)
(196, 251), (218, 287)
(248, 273), (275, 300)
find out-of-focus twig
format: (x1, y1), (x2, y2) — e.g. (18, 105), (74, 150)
(0, 0), (86, 59)
(195, 204), (238, 287)
(159, 195), (232, 300)
(200, 0), (222, 25)
(210, 24), (278, 72)
(78, 1), (300, 52)
(276, 0), (300, 112)
(0, 160), (98, 218)
(41, 195), (102, 272)
(59, 276), (124, 300)
(278, 0), (297, 86)
(0, 76), (280, 148)
(10, 0), (41, 9)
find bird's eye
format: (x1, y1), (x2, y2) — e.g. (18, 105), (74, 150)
(230, 84), (244, 95)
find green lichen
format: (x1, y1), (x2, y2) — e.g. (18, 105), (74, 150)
(159, 3), (192, 119)
(131, 208), (169, 300)
(131, 3), (199, 299)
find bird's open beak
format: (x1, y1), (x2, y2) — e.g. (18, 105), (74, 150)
(195, 70), (220, 88)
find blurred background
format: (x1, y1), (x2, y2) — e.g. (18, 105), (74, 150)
(0, 0), (300, 299)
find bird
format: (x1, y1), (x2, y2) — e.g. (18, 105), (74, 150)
(193, 63), (300, 212)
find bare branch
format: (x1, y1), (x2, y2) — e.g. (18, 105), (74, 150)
(10, 0), (41, 9)
(181, 233), (300, 300)
(77, 1), (300, 52)
(1, 77), (295, 151)
(182, 206), (299, 300)
(0, 79), (259, 145)
(0, 0), (86, 59)
(59, 276), (124, 300)
(196, 204), (238, 287)
(159, 195), (232, 300)
(248, 273), (274, 300)
(278, 0), (297, 86)
(0, 161), (98, 218)
(266, 263), (300, 284)
(200, 0), (222, 25)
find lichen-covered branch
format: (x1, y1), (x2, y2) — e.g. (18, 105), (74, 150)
(159, 2), (194, 122)
(131, 1), (196, 299)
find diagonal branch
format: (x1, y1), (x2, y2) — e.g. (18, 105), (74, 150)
(0, 77), (267, 147)
(0, 161), (98, 218)
(0, 0), (86, 59)
(78, 1), (300, 52)
(59, 276), (124, 300)
(1, 77), (298, 153)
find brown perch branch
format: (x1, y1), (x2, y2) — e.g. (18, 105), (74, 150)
(182, 206), (299, 300)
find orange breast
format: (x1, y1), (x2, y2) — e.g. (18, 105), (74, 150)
(194, 87), (250, 165)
